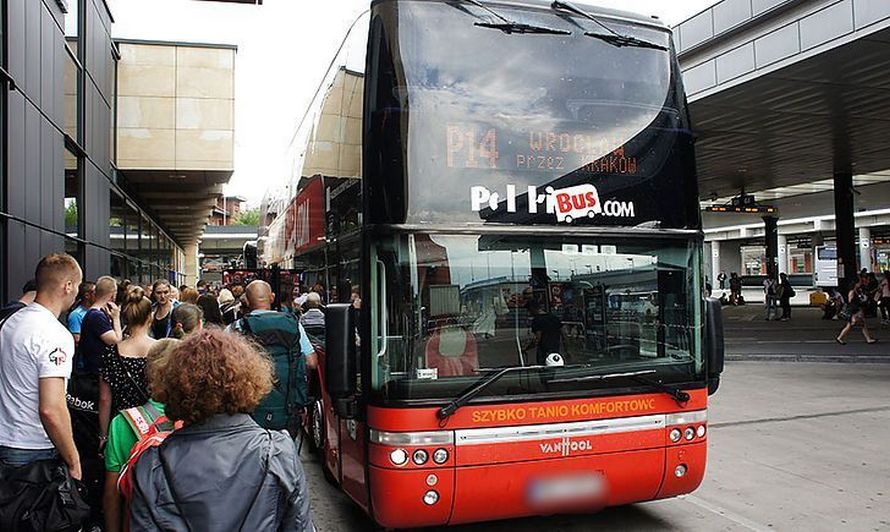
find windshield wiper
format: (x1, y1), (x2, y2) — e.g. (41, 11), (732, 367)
(453, 0), (571, 36)
(438, 364), (580, 420)
(550, 1), (667, 51)
(551, 369), (690, 405)
(476, 21), (571, 35)
(629, 373), (690, 405)
(583, 32), (667, 51)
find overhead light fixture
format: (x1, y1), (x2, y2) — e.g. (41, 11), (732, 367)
(169, 174), (187, 180)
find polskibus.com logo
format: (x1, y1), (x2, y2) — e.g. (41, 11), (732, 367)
(470, 184), (635, 224)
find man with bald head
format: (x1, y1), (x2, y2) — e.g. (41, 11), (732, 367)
(245, 280), (275, 310)
(229, 280), (317, 435)
(0, 253), (82, 479)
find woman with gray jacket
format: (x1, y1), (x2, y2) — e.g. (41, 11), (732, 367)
(128, 328), (314, 531)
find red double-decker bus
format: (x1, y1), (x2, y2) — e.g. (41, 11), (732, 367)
(269, 0), (725, 528)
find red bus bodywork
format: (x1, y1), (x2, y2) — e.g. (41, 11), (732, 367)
(311, 351), (708, 529)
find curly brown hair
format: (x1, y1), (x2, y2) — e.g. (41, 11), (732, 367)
(158, 329), (273, 425)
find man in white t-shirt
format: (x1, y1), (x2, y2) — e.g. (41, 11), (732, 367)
(0, 253), (83, 480)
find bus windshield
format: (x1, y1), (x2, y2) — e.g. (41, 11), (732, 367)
(370, 233), (704, 401)
(367, 0), (699, 229)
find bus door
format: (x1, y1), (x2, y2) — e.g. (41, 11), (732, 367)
(336, 244), (369, 509)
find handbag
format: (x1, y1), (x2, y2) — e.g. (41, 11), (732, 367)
(0, 459), (90, 532)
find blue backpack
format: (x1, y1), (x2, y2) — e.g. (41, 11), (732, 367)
(239, 311), (308, 431)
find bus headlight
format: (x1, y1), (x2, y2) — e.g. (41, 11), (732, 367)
(675, 464), (687, 478)
(697, 425), (706, 438)
(423, 490), (439, 505)
(432, 448), (449, 464)
(413, 449), (429, 465)
(390, 449), (408, 466)
(669, 428), (682, 442)
(684, 427), (695, 441)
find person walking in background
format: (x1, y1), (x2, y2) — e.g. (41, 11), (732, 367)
(763, 276), (778, 321)
(300, 291), (326, 349)
(170, 303), (204, 339)
(128, 329), (314, 531)
(717, 271), (727, 291)
(879, 271), (890, 325)
(729, 272), (742, 305)
(865, 272), (880, 318)
(837, 279), (878, 345)
(778, 273), (794, 321)
(523, 299), (565, 366)
(115, 279), (132, 307)
(98, 287), (156, 450)
(0, 279), (38, 321)
(218, 288), (239, 325)
(102, 338), (179, 532)
(196, 293), (225, 326)
(150, 280), (177, 339)
(180, 286), (199, 305)
(81, 276), (122, 374)
(67, 281), (96, 346)
(0, 253), (82, 479)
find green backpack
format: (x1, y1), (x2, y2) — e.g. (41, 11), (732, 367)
(239, 311), (308, 431)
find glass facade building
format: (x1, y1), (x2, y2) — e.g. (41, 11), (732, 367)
(1, 0), (195, 302)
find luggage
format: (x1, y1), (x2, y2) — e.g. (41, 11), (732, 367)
(239, 312), (308, 432)
(0, 459), (90, 532)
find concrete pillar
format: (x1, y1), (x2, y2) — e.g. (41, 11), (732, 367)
(859, 227), (872, 273)
(763, 216), (779, 280)
(833, 171), (858, 287)
(184, 242), (199, 286)
(778, 234), (788, 275)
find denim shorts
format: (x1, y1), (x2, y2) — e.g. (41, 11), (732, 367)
(0, 445), (57, 468)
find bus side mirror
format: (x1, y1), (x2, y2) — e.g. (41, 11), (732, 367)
(325, 304), (357, 418)
(704, 297), (725, 395)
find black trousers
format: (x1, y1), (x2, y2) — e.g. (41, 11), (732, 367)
(780, 297), (791, 318)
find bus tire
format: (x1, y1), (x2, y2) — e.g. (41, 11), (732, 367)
(322, 460), (338, 487)
(309, 398), (326, 455)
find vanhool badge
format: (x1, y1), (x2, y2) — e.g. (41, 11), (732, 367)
(470, 184), (635, 223)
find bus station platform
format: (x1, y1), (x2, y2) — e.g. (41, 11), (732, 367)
(722, 305), (889, 364)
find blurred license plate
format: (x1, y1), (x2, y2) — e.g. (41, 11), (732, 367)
(528, 472), (605, 507)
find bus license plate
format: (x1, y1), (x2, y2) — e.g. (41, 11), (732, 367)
(528, 472), (605, 508)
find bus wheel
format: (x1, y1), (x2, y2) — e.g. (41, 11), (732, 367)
(310, 398), (326, 454)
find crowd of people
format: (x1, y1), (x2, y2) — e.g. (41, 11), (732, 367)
(0, 253), (321, 531)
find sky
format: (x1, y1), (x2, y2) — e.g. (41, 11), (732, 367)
(106, 0), (720, 205)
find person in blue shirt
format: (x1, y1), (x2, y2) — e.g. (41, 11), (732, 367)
(67, 281), (96, 346)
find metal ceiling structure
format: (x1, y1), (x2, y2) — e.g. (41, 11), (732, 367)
(676, 0), (890, 201)
(119, 169), (230, 244)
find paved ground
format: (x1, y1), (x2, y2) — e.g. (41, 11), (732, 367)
(302, 363), (890, 531)
(723, 305), (889, 362)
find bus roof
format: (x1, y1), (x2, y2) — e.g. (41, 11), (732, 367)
(371, 0), (668, 31)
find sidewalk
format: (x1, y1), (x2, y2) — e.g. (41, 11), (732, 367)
(722, 304), (890, 363)
(712, 287), (814, 306)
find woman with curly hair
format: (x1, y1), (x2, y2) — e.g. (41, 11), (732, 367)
(128, 329), (314, 531)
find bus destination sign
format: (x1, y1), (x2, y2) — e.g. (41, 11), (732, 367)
(446, 123), (640, 176)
